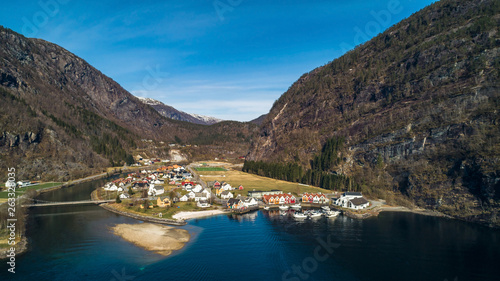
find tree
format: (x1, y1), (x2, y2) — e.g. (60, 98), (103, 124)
(115, 195), (122, 204)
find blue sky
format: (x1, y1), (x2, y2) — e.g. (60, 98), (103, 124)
(1, 0), (436, 121)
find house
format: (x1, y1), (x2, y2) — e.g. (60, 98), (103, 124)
(221, 191), (233, 199)
(248, 190), (284, 199)
(133, 182), (149, 189)
(214, 181), (221, 188)
(302, 193), (329, 204)
(194, 192), (207, 202)
(103, 183), (118, 191)
(221, 183), (233, 191)
(192, 184), (203, 193)
(148, 184), (165, 196)
(240, 197), (258, 207)
(238, 185), (244, 190)
(197, 200), (210, 208)
(227, 198), (243, 209)
(119, 193), (130, 199)
(179, 195), (189, 202)
(187, 191), (196, 199)
(156, 197), (171, 208)
(200, 188), (211, 198)
(153, 179), (165, 185)
(263, 194), (296, 205)
(216, 187), (224, 196)
(335, 192), (369, 209)
(348, 197), (370, 209)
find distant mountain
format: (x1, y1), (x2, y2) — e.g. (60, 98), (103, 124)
(248, 0), (500, 226)
(137, 97), (222, 125)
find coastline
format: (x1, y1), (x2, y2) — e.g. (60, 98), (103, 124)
(99, 203), (187, 226)
(172, 210), (230, 220)
(341, 204), (452, 220)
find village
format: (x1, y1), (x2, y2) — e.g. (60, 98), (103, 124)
(95, 162), (373, 222)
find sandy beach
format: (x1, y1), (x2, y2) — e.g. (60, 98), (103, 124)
(172, 210), (228, 220)
(110, 223), (190, 256)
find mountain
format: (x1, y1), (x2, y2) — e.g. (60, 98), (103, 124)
(249, 114), (267, 125)
(0, 26), (257, 181)
(137, 97), (222, 125)
(248, 0), (500, 225)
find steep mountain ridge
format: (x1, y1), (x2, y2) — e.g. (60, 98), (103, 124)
(0, 26), (256, 180)
(248, 0), (500, 225)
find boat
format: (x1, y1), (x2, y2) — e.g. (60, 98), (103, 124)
(279, 205), (289, 210)
(321, 206), (331, 211)
(323, 210), (340, 218)
(290, 203), (301, 210)
(308, 211), (322, 218)
(280, 210), (288, 216)
(264, 206), (270, 210)
(293, 212), (307, 219)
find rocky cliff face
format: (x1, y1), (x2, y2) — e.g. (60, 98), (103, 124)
(248, 0), (500, 225)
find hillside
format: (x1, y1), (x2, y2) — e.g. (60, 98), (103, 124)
(0, 26), (257, 181)
(247, 0), (500, 225)
(137, 97), (222, 125)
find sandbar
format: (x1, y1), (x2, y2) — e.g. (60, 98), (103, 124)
(111, 223), (190, 256)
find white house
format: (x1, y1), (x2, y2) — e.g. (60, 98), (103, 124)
(103, 183), (118, 191)
(5, 180), (16, 189)
(119, 193), (130, 199)
(187, 191), (196, 199)
(241, 197), (258, 207)
(179, 195), (189, 202)
(197, 200), (210, 208)
(221, 183), (233, 191)
(194, 192), (208, 202)
(336, 192), (370, 209)
(221, 191), (233, 199)
(148, 184), (165, 196)
(200, 188), (211, 198)
(192, 184), (203, 193)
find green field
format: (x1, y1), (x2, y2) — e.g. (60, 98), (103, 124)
(195, 167), (227, 172)
(0, 182), (62, 198)
(196, 170), (331, 197)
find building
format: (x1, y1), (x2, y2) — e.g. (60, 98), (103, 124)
(263, 194), (296, 205)
(157, 197), (171, 208)
(301, 193), (330, 204)
(247, 190), (284, 199)
(227, 198), (243, 209)
(335, 192), (370, 209)
(221, 191), (234, 199)
(197, 200), (210, 208)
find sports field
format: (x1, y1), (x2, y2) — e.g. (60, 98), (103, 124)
(194, 167), (227, 172)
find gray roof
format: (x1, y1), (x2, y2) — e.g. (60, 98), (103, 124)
(195, 192), (206, 198)
(221, 191), (231, 195)
(350, 197), (369, 206)
(344, 192), (362, 196)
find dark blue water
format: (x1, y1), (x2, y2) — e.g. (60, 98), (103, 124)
(2, 177), (500, 281)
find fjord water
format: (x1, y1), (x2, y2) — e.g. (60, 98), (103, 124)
(2, 178), (500, 281)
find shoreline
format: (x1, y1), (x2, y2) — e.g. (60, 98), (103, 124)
(172, 210), (230, 220)
(99, 202), (187, 226)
